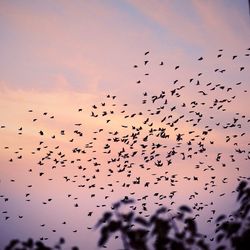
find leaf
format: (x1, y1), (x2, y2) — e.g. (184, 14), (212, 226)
(216, 214), (226, 223)
(122, 212), (134, 222)
(237, 181), (247, 191)
(175, 232), (185, 240)
(216, 246), (226, 250)
(108, 220), (121, 232)
(5, 239), (19, 249)
(216, 233), (224, 243)
(95, 212), (112, 228)
(134, 217), (148, 227)
(185, 218), (197, 235)
(226, 222), (241, 238)
(23, 238), (34, 248)
(171, 240), (185, 250)
(98, 226), (109, 246)
(59, 238), (65, 244)
(197, 239), (209, 250)
(179, 205), (192, 213)
(155, 207), (167, 215)
(128, 229), (149, 240)
(237, 181), (247, 201)
(152, 218), (171, 236)
(219, 221), (229, 234)
(186, 237), (195, 245)
(35, 241), (49, 249)
(128, 229), (149, 250)
(112, 202), (121, 210)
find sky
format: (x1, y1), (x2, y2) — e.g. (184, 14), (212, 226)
(0, 1), (250, 249)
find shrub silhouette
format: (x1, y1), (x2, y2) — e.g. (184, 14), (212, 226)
(4, 238), (78, 250)
(4, 181), (250, 250)
(214, 180), (250, 250)
(96, 181), (250, 250)
(95, 197), (209, 250)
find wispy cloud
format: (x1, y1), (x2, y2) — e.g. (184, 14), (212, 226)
(192, 0), (250, 50)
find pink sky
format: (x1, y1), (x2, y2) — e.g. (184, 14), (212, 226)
(0, 1), (250, 249)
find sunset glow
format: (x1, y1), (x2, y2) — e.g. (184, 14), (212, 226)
(0, 1), (250, 249)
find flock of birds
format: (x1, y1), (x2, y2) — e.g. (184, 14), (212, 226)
(0, 48), (249, 248)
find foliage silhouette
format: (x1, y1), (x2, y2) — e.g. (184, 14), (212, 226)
(96, 181), (250, 250)
(4, 237), (78, 250)
(214, 180), (250, 250)
(4, 181), (250, 250)
(95, 196), (209, 250)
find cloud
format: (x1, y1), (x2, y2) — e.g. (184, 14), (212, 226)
(126, 0), (205, 46)
(127, 0), (250, 52)
(192, 0), (250, 49)
(0, 1), (154, 93)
